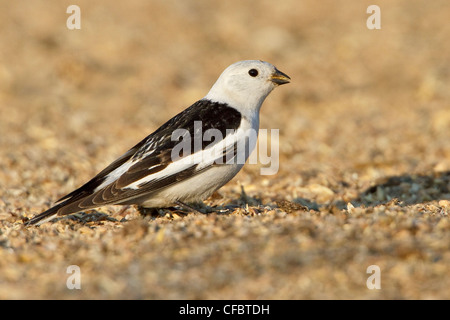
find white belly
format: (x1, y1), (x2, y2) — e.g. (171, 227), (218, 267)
(136, 115), (259, 208)
(139, 163), (244, 208)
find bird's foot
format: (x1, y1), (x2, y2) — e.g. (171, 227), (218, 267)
(174, 200), (205, 214)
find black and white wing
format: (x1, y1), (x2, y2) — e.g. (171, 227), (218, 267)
(27, 100), (242, 225)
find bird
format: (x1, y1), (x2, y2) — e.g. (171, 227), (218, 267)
(26, 60), (290, 226)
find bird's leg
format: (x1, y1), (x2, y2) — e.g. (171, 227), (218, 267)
(116, 205), (131, 217)
(174, 200), (204, 214)
(136, 205), (161, 217)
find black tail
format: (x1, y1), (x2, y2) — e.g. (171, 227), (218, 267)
(25, 203), (65, 226)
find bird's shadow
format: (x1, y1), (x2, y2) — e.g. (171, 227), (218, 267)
(170, 170), (450, 216)
(44, 171), (450, 225)
(351, 170), (450, 208)
(285, 170), (450, 213)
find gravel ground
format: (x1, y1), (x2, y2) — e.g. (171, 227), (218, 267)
(1, 0), (449, 299)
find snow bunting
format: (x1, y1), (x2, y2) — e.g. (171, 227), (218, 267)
(27, 60), (290, 225)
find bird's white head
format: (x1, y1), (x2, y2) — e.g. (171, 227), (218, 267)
(204, 60), (290, 116)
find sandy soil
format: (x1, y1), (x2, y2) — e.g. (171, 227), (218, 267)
(0, 0), (449, 299)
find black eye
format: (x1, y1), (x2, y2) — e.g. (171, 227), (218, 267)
(248, 69), (259, 77)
